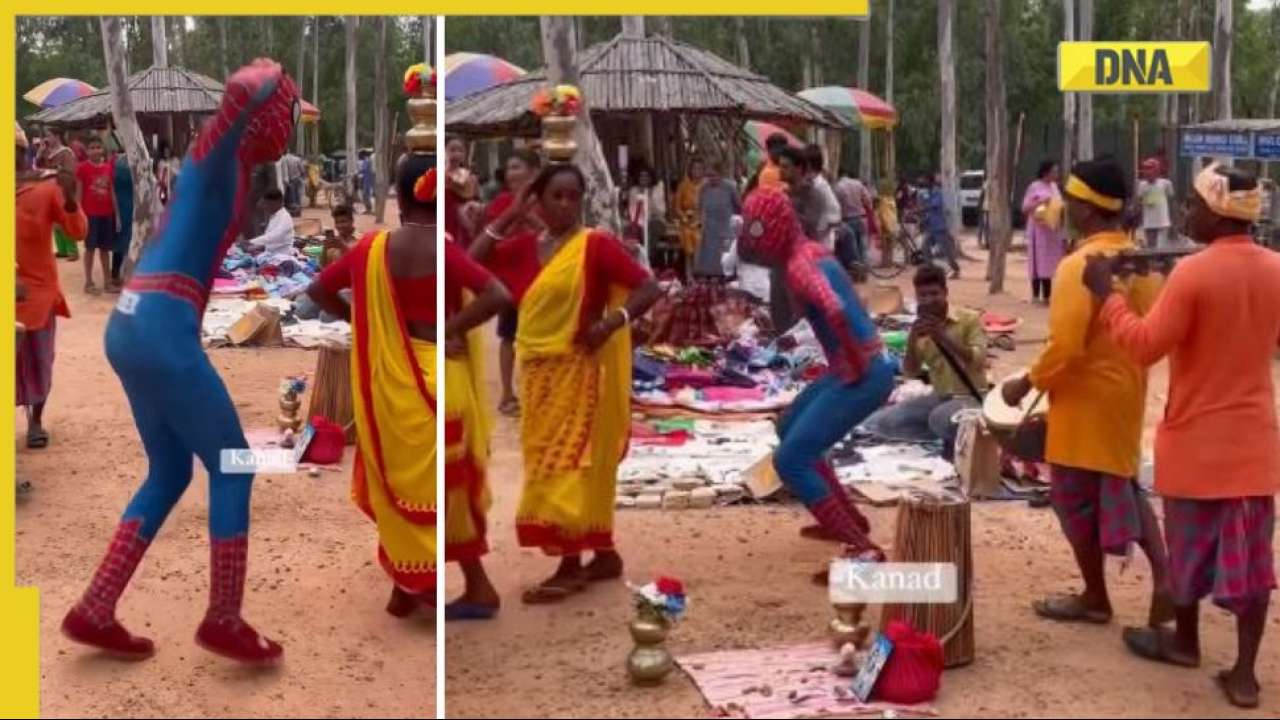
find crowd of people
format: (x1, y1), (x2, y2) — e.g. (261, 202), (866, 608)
(437, 112), (1277, 708)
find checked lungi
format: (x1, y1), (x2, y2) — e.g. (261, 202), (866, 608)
(1164, 496), (1276, 615)
(1050, 464), (1144, 556)
(16, 315), (56, 407)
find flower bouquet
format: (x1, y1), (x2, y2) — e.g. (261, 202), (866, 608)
(631, 576), (688, 623)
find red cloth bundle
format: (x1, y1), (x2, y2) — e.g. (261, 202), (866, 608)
(872, 620), (944, 704)
(300, 415), (346, 465)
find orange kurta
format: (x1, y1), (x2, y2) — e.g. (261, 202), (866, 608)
(1027, 230), (1161, 478)
(16, 178), (86, 330)
(1098, 235), (1280, 499)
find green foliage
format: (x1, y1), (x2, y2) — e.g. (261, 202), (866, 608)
(17, 15), (428, 155)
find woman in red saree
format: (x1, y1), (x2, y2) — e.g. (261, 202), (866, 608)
(306, 151), (437, 617)
(471, 163), (662, 604)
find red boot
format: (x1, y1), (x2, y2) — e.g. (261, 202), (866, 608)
(62, 518), (155, 660)
(816, 461), (871, 534)
(195, 536), (283, 665)
(62, 607), (154, 660)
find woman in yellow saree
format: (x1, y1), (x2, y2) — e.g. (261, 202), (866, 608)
(443, 235), (512, 620)
(471, 163), (662, 604)
(306, 152), (438, 618)
(673, 158), (704, 276)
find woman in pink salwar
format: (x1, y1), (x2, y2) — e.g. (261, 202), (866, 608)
(1022, 160), (1067, 303)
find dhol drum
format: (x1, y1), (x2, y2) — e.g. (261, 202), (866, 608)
(878, 493), (975, 668)
(983, 372), (1049, 462)
(308, 344), (356, 445)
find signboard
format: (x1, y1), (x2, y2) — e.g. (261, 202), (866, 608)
(1058, 42), (1210, 93)
(1255, 134), (1280, 160)
(1180, 130), (1253, 158)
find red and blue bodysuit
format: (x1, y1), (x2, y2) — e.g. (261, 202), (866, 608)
(739, 189), (892, 560)
(62, 60), (300, 664)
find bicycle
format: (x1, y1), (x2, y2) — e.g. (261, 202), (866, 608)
(867, 207), (930, 280)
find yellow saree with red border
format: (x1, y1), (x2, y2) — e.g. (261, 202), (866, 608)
(514, 228), (632, 555)
(444, 291), (493, 562)
(349, 231), (436, 594)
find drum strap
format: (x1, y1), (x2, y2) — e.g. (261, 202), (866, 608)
(929, 335), (985, 403)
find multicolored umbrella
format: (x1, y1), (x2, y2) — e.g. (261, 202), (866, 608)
(797, 86), (897, 130)
(23, 78), (97, 109)
(299, 99), (320, 124)
(743, 120), (803, 167)
(443, 53), (527, 102)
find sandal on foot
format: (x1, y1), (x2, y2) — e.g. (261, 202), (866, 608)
(445, 601), (499, 621)
(498, 398), (520, 417)
(1148, 591), (1177, 627)
(521, 578), (585, 605)
(1215, 670), (1261, 709)
(26, 427), (49, 449)
(84, 283), (100, 296)
(1033, 594), (1112, 624)
(1121, 626), (1200, 668)
(583, 555), (623, 583)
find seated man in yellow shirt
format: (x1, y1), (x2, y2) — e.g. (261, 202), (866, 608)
(863, 265), (986, 460)
(1003, 156), (1171, 627)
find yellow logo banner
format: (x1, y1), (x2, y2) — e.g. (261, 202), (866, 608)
(1058, 42), (1211, 93)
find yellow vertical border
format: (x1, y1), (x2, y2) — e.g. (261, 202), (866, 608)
(2, 8), (43, 719)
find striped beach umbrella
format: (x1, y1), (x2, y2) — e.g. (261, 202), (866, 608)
(743, 120), (804, 167)
(299, 99), (320, 124)
(443, 53), (526, 102)
(797, 86), (898, 130)
(23, 78), (97, 109)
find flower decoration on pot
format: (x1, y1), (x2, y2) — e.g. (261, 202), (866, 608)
(403, 63), (437, 153)
(532, 84), (583, 162)
(402, 62), (437, 98)
(625, 576), (687, 685)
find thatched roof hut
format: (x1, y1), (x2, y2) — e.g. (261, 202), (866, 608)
(26, 65), (223, 128)
(447, 34), (847, 137)
(449, 34), (846, 185)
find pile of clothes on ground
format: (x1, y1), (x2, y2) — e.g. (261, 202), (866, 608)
(632, 318), (829, 414)
(211, 245), (319, 301)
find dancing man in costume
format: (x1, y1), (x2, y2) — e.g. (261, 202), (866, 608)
(62, 59), (300, 664)
(737, 188), (893, 570)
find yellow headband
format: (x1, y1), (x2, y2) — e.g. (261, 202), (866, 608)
(1193, 162), (1261, 223)
(1064, 175), (1124, 212)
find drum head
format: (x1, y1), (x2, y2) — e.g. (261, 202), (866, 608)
(983, 373), (1049, 430)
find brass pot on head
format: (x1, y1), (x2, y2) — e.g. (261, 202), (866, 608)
(405, 73), (436, 154)
(541, 114), (578, 163)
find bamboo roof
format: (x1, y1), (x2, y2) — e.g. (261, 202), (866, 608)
(26, 65), (224, 127)
(447, 34), (848, 137)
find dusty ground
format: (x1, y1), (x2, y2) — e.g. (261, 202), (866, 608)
(15, 209), (435, 718)
(444, 230), (1280, 719)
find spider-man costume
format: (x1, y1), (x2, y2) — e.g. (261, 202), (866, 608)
(62, 60), (299, 664)
(739, 189), (893, 560)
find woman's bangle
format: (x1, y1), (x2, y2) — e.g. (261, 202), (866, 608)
(617, 307), (631, 325)
(484, 225), (502, 241)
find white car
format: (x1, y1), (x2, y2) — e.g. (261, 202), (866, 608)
(959, 170), (984, 226)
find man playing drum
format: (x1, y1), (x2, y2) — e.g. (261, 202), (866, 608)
(1082, 163), (1280, 709)
(1003, 157), (1172, 627)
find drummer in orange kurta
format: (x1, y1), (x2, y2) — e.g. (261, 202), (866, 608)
(1002, 156), (1171, 628)
(15, 122), (86, 451)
